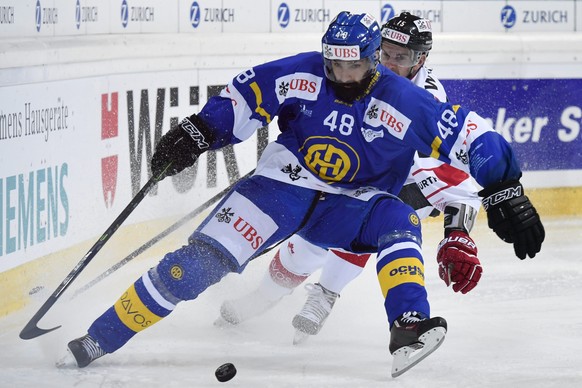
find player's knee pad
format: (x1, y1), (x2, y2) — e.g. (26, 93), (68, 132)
(368, 197), (422, 248)
(155, 237), (237, 301)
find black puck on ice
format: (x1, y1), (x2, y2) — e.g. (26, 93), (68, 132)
(215, 362), (237, 382)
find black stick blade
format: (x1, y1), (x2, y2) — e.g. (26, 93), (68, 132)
(19, 293), (62, 339)
(19, 323), (61, 340)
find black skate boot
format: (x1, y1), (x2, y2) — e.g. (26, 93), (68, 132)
(389, 311), (447, 377)
(67, 334), (107, 368)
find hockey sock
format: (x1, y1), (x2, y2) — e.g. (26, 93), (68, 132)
(268, 251), (308, 290)
(88, 270), (176, 353)
(88, 239), (235, 352)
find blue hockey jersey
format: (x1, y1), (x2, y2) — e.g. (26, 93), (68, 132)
(198, 51), (521, 196)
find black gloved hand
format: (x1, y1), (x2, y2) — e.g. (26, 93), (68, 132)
(479, 180), (545, 260)
(151, 115), (213, 180)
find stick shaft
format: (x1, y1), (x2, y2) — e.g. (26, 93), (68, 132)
(19, 175), (159, 340)
(72, 170), (254, 297)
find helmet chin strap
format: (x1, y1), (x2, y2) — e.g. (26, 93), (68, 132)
(406, 66), (419, 80)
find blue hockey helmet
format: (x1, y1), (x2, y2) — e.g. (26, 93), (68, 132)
(322, 12), (381, 85)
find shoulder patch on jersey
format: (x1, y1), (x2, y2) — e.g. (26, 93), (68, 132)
(275, 72), (323, 103)
(409, 213), (420, 226)
(364, 97), (411, 140)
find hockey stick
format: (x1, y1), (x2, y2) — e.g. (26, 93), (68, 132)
(19, 166), (170, 340)
(72, 168), (256, 298)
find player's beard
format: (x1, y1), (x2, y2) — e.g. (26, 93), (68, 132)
(329, 73), (375, 103)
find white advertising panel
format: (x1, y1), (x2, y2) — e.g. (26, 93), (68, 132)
(442, 1), (506, 32)
(443, 0), (576, 33)
(378, 1), (444, 32)
(325, 1), (378, 23)
(0, 67), (262, 272)
(179, 0), (223, 33)
(502, 1), (575, 32)
(71, 0), (111, 35)
(270, 0), (328, 33)
(222, 0), (270, 33)
(30, 0), (59, 37)
(0, 0), (31, 38)
(109, 0), (177, 34)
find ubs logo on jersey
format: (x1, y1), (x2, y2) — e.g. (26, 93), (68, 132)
(278, 79), (317, 96)
(300, 136), (359, 183)
(233, 217), (264, 250)
(215, 207), (265, 249)
(215, 207), (234, 223)
(275, 73), (322, 103)
(365, 98), (411, 140)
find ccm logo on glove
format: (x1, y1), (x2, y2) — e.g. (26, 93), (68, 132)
(181, 119), (210, 150)
(481, 185), (522, 210)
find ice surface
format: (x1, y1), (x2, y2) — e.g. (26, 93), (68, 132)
(2, 216), (581, 387)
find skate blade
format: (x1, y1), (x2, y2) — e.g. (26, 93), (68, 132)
(391, 326), (446, 378)
(213, 315), (238, 328)
(293, 330), (310, 345)
(55, 348), (77, 369)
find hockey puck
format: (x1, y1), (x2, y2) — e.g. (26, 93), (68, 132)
(215, 362), (237, 382)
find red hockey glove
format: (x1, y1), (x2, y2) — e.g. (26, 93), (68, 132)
(437, 230), (482, 294)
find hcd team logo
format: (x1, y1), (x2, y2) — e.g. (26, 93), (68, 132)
(300, 137), (359, 183)
(121, 0), (129, 28)
(278, 3), (290, 28)
(35, 0), (41, 32)
(190, 1), (201, 28)
(501, 5), (516, 28)
(75, 0), (81, 29)
(380, 3), (395, 25)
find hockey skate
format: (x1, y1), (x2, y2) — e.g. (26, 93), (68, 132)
(63, 334), (107, 368)
(389, 311), (447, 377)
(215, 288), (283, 326)
(291, 283), (338, 344)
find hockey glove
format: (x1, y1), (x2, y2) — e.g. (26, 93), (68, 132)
(437, 230), (482, 294)
(479, 180), (545, 260)
(151, 114), (213, 180)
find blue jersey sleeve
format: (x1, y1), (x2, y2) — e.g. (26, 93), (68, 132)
(198, 52), (324, 149)
(395, 83), (522, 188)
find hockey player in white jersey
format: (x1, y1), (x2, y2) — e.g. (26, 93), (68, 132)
(217, 13), (483, 348)
(67, 12), (544, 378)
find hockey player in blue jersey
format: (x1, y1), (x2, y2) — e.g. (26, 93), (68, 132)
(67, 12), (545, 378)
(216, 12), (484, 345)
